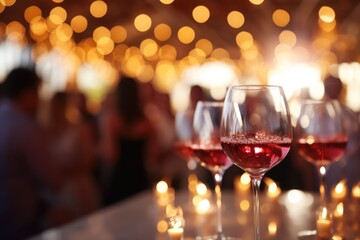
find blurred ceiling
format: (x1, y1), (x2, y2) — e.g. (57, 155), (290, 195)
(0, 0), (359, 62)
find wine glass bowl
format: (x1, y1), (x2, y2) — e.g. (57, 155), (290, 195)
(295, 99), (348, 239)
(295, 100), (348, 168)
(174, 111), (197, 169)
(192, 101), (236, 240)
(220, 85), (292, 240)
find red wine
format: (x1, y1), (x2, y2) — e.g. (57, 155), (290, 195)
(192, 144), (233, 173)
(221, 134), (292, 176)
(174, 141), (194, 161)
(297, 137), (347, 166)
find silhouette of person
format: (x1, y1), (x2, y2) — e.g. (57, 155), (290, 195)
(0, 67), (63, 240)
(45, 91), (101, 219)
(100, 76), (155, 205)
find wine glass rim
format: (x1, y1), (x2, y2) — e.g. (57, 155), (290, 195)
(300, 99), (341, 105)
(229, 84), (284, 90)
(197, 100), (223, 107)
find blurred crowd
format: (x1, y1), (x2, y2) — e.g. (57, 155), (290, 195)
(0, 67), (359, 240)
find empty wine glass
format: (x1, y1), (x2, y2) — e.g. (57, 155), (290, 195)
(220, 85), (292, 240)
(192, 101), (235, 240)
(295, 100), (348, 238)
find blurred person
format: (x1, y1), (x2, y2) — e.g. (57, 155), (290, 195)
(45, 91), (101, 218)
(99, 76), (156, 205)
(323, 75), (360, 190)
(0, 67), (63, 240)
(69, 91), (101, 187)
(141, 83), (188, 189)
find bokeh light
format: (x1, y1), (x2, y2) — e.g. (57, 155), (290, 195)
(90, 0), (108, 18)
(272, 9), (290, 27)
(134, 14), (152, 32)
(192, 5), (210, 23)
(227, 11), (245, 29)
(178, 26), (195, 44)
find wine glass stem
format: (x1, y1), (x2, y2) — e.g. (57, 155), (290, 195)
(214, 172), (224, 236)
(318, 166), (328, 206)
(251, 176), (263, 240)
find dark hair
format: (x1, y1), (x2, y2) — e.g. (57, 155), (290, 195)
(116, 76), (144, 125)
(1, 67), (41, 100)
(324, 75), (342, 99)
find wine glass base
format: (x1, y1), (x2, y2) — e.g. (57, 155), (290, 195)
(297, 230), (317, 240)
(195, 234), (241, 240)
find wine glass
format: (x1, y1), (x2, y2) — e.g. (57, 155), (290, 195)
(220, 85), (292, 240)
(295, 100), (348, 238)
(175, 111), (196, 170)
(192, 101), (235, 240)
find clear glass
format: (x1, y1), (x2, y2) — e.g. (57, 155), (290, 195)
(175, 111), (197, 170)
(192, 101), (235, 240)
(295, 100), (347, 237)
(220, 85), (293, 240)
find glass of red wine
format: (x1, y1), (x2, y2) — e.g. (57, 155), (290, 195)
(220, 85), (292, 240)
(175, 111), (196, 170)
(192, 101), (236, 240)
(295, 99), (347, 238)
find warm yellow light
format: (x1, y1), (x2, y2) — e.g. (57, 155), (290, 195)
(24, 6), (42, 23)
(55, 23), (73, 42)
(249, 0), (264, 5)
(0, 4), (4, 14)
(112, 44), (128, 61)
(156, 220), (168, 233)
(192, 5), (210, 23)
(236, 31), (253, 49)
(211, 48), (229, 59)
(90, 0), (108, 18)
(159, 0), (174, 4)
(272, 9), (290, 27)
(122, 55), (143, 78)
(189, 48), (206, 62)
(3, 0), (16, 7)
(240, 200), (250, 211)
(6, 21), (25, 41)
(178, 26), (195, 44)
(352, 183), (360, 198)
(240, 173), (251, 185)
(196, 183), (208, 196)
(279, 30), (297, 47)
(227, 11), (245, 29)
(241, 44), (258, 60)
(154, 60), (177, 92)
(97, 36), (114, 55)
(268, 221), (277, 236)
(111, 25), (127, 43)
(195, 198), (210, 214)
(196, 39), (213, 56)
(140, 38), (158, 58)
(334, 202), (344, 217)
(159, 44), (177, 60)
(52, 0), (64, 3)
(156, 180), (169, 193)
(49, 6), (67, 25)
(71, 15), (88, 33)
(318, 19), (336, 32)
(30, 18), (47, 36)
(134, 14), (152, 32)
(93, 26), (110, 42)
(73, 46), (86, 63)
(136, 64), (154, 83)
(154, 23), (171, 41)
(319, 6), (335, 23)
